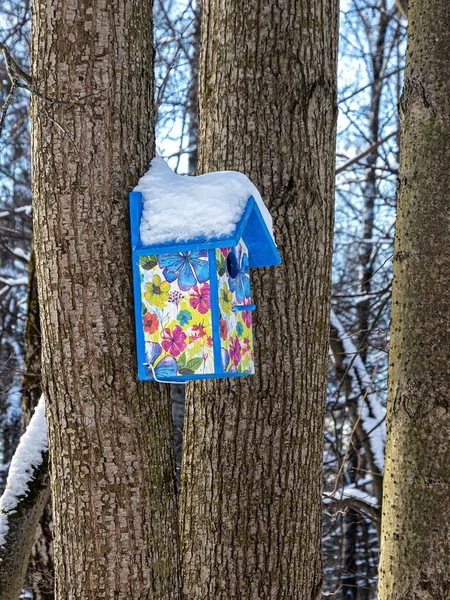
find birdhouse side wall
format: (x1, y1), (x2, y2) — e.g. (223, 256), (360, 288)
(216, 239), (255, 375)
(138, 251), (215, 379)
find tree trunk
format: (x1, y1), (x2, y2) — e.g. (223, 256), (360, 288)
(379, 1), (450, 598)
(180, 1), (339, 598)
(0, 421), (50, 600)
(0, 251), (53, 600)
(356, 0), (390, 363)
(31, 2), (182, 599)
(21, 250), (54, 599)
(186, 0), (201, 177)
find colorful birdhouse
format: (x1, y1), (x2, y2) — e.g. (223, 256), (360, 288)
(130, 158), (281, 382)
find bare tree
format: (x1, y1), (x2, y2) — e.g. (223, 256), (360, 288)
(30, 1), (182, 597)
(180, 1), (339, 598)
(379, 0), (450, 597)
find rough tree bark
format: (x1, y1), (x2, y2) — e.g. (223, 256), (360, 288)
(379, 0), (450, 598)
(180, 1), (339, 599)
(31, 2), (182, 599)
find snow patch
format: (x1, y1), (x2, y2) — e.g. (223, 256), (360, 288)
(340, 486), (379, 507)
(135, 157), (274, 245)
(330, 310), (386, 473)
(0, 396), (48, 548)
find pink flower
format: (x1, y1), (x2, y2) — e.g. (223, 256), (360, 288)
(242, 310), (252, 328)
(242, 338), (251, 353)
(161, 325), (187, 357)
(192, 324), (207, 337)
(229, 336), (242, 366)
(189, 283), (211, 314)
(220, 247), (230, 258)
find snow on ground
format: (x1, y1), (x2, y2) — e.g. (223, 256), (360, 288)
(0, 396), (48, 548)
(135, 157), (274, 245)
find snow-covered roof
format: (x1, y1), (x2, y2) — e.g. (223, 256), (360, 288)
(135, 158), (274, 246)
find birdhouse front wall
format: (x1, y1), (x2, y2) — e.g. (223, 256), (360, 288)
(216, 239), (255, 375)
(138, 251), (215, 380)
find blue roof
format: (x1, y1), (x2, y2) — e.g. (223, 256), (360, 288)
(130, 192), (281, 268)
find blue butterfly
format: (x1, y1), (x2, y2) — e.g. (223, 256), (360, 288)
(146, 342), (178, 380)
(228, 246), (251, 304)
(221, 347), (237, 373)
(158, 251), (209, 291)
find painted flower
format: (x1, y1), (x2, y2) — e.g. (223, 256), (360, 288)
(143, 312), (159, 335)
(242, 337), (251, 354)
(144, 274), (170, 307)
(169, 290), (183, 307)
(158, 251), (209, 291)
(189, 282), (211, 314)
(162, 325), (187, 357)
(228, 246), (251, 303)
(220, 247), (230, 258)
(207, 336), (213, 346)
(177, 309), (192, 326)
(221, 348), (237, 373)
(229, 336), (242, 366)
(189, 324), (207, 343)
(236, 321), (244, 337)
(241, 309), (252, 328)
(219, 318), (228, 340)
(219, 283), (232, 315)
(192, 324), (207, 337)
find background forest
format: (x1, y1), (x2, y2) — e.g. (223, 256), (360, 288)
(0, 0), (408, 597)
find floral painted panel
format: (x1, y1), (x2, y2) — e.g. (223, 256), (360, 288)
(139, 251), (214, 379)
(216, 240), (255, 375)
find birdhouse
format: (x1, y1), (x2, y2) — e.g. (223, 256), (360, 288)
(130, 158), (281, 382)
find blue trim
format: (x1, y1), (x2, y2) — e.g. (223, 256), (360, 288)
(245, 202), (282, 268)
(233, 196), (257, 242)
(233, 304), (256, 312)
(208, 249), (222, 374)
(130, 192), (144, 250)
(129, 191), (281, 268)
(145, 370), (253, 382)
(132, 238), (237, 256)
(129, 239), (148, 380)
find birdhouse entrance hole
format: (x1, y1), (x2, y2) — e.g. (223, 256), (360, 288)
(226, 251), (239, 279)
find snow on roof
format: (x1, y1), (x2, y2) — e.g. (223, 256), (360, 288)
(0, 395), (48, 548)
(135, 157), (274, 246)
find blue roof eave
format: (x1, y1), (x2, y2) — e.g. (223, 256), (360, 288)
(129, 192), (281, 268)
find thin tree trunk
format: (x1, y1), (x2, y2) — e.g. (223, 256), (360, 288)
(31, 2), (182, 599)
(21, 250), (42, 428)
(379, 1), (450, 597)
(21, 250), (54, 599)
(180, 1), (339, 598)
(356, 0), (390, 362)
(186, 0), (201, 177)
(0, 431), (50, 600)
(0, 251), (52, 600)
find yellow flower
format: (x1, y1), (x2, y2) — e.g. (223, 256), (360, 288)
(144, 274), (170, 307)
(219, 283), (232, 315)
